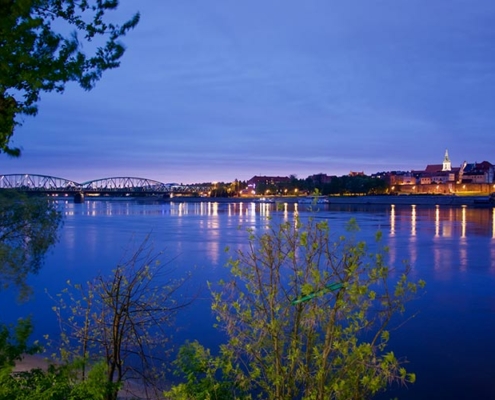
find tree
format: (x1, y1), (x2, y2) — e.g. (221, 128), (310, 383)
(207, 217), (424, 400)
(0, 190), (62, 299)
(51, 236), (192, 400)
(0, 0), (140, 155)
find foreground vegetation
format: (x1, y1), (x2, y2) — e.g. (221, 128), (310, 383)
(166, 217), (424, 400)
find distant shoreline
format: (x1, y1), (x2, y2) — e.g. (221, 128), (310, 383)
(152, 194), (490, 207)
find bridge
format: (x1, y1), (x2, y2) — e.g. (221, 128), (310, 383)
(0, 174), (211, 201)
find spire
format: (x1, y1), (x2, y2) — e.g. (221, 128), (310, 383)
(442, 149), (451, 171)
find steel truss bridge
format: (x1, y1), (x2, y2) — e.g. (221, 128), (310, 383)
(0, 174), (210, 197)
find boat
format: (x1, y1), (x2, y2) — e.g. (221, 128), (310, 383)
(255, 197), (275, 203)
(297, 196), (329, 205)
(473, 193), (495, 208)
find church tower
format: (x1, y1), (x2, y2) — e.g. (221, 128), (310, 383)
(442, 149), (451, 171)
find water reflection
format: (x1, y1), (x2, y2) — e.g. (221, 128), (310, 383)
(30, 199), (495, 400)
(57, 199), (495, 275)
(383, 203), (495, 275)
(387, 203), (495, 239)
(459, 242), (468, 272)
(435, 205), (440, 237)
(411, 205), (416, 236)
(59, 199), (495, 240)
(390, 205), (395, 236)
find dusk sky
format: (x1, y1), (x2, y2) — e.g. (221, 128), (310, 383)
(3, 0), (495, 184)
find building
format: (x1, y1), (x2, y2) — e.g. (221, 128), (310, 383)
(459, 161), (494, 184)
(307, 173), (333, 184)
(349, 171), (365, 177)
(442, 149), (452, 171)
(412, 149), (460, 184)
(246, 175), (291, 188)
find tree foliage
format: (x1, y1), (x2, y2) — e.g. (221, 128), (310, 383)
(0, 359), (117, 400)
(0, 318), (41, 372)
(0, 191), (62, 299)
(326, 175), (388, 196)
(0, 0), (140, 155)
(51, 236), (192, 400)
(203, 217), (424, 400)
(164, 340), (243, 400)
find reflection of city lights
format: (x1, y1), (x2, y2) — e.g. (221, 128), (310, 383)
(434, 246), (441, 272)
(209, 202), (218, 216)
(459, 246), (467, 272)
(390, 205), (395, 236)
(435, 205), (440, 237)
(459, 208), (468, 270)
(260, 203), (270, 217)
(57, 198), (495, 281)
(409, 205), (417, 265)
(411, 205), (416, 236)
(461, 205), (467, 239)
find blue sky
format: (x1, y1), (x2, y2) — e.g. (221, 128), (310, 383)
(3, 0), (495, 184)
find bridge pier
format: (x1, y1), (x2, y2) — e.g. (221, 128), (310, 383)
(74, 192), (85, 203)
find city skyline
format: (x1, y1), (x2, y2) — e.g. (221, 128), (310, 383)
(2, 1), (495, 184)
(2, 149), (493, 186)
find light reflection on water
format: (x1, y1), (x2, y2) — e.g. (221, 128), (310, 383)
(1, 199), (495, 399)
(54, 199), (495, 284)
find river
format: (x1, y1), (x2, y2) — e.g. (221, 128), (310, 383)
(2, 198), (495, 399)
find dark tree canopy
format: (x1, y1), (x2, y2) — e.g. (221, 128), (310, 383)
(0, 0), (140, 155)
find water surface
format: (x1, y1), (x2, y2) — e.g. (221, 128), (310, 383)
(2, 199), (494, 399)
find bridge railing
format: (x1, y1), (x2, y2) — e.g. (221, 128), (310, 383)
(0, 174), (210, 194)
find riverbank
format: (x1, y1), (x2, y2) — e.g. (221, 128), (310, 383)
(156, 194), (489, 207)
(326, 194), (483, 206)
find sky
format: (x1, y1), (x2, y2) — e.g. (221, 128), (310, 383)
(2, 0), (495, 184)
